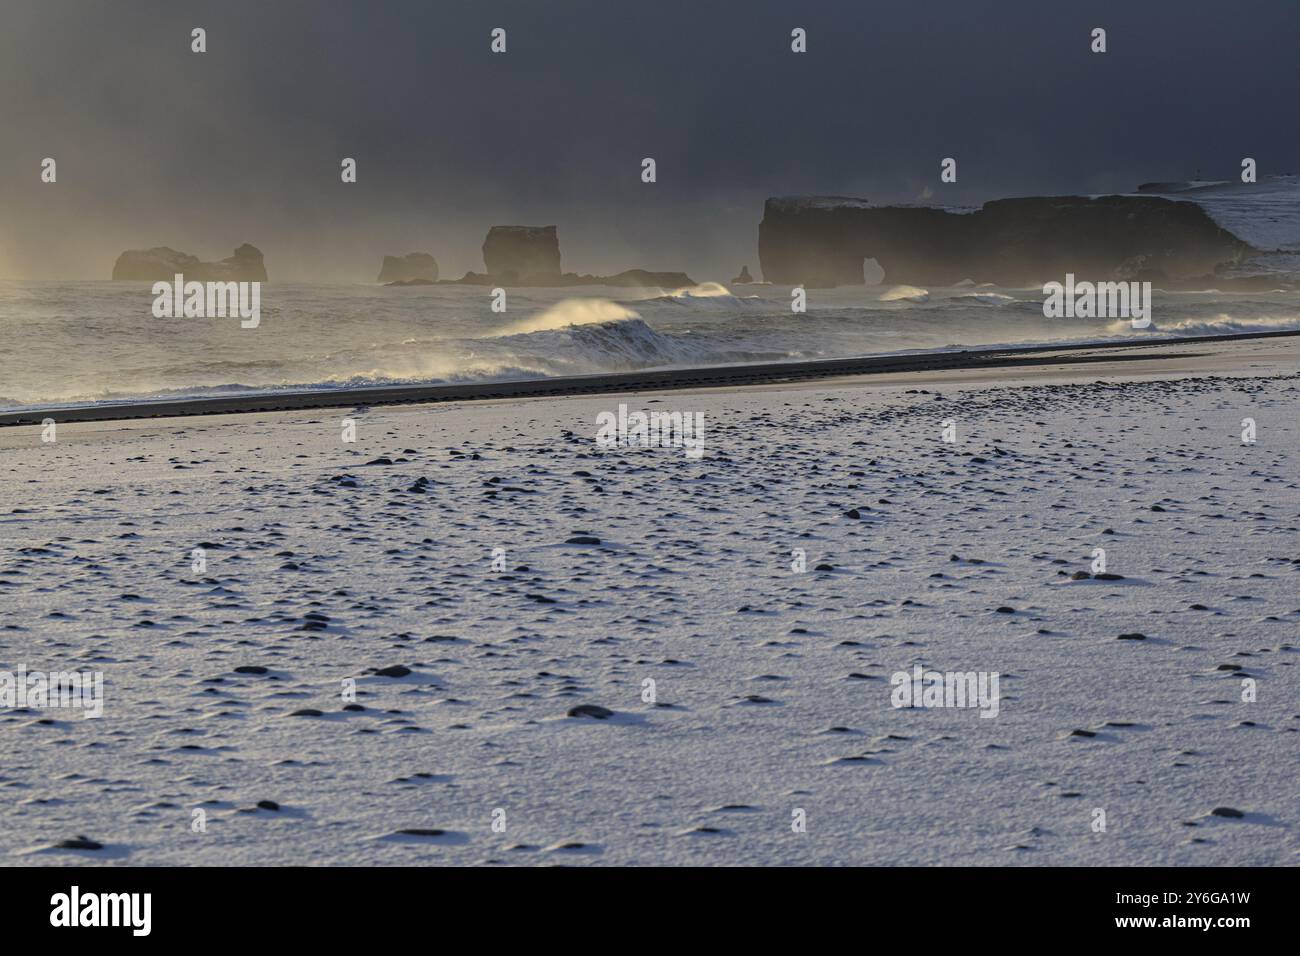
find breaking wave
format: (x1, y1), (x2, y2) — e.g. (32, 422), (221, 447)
(880, 285), (931, 303)
(1137, 313), (1300, 336)
(642, 281), (758, 307)
(492, 316), (773, 372)
(493, 297), (640, 335)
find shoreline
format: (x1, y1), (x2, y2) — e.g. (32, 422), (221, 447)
(5, 328), (1300, 428)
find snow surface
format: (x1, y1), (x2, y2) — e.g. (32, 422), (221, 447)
(1, 359), (1298, 865)
(1137, 175), (1300, 251)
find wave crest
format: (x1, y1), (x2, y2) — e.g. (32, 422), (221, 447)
(495, 298), (640, 336)
(495, 317), (706, 369)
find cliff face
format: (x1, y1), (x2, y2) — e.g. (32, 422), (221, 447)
(112, 243), (268, 281)
(757, 196), (1253, 287)
(481, 226), (561, 281)
(377, 252), (438, 283)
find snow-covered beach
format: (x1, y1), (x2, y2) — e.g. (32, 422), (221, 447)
(2, 338), (1297, 866)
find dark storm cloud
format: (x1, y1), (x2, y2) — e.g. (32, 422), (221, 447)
(1, 0), (1296, 278)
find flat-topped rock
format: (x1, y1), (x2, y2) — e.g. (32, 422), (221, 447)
(482, 225), (562, 281)
(377, 252), (438, 283)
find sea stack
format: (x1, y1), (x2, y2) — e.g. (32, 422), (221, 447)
(112, 243), (268, 282)
(482, 226), (562, 282)
(377, 253), (439, 283)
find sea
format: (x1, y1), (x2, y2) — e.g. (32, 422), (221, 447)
(3, 177), (1298, 412)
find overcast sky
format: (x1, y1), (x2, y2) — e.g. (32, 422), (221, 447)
(1, 0), (1296, 280)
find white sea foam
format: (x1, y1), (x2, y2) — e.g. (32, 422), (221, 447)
(880, 285), (931, 303)
(1130, 312), (1300, 336)
(954, 292), (1017, 305)
(642, 281), (757, 307)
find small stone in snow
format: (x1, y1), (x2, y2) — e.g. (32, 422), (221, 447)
(567, 704), (614, 720)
